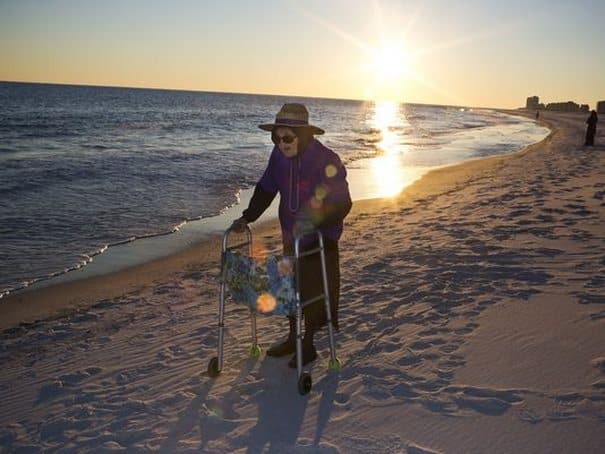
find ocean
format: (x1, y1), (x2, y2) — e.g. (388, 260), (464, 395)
(0, 81), (549, 297)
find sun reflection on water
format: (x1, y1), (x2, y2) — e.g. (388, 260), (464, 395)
(370, 100), (406, 197)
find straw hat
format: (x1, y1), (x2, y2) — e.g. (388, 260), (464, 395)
(259, 103), (325, 135)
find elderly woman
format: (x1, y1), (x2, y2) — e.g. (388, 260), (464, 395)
(231, 103), (352, 367)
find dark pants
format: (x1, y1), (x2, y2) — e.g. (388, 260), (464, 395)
(284, 239), (340, 333)
(585, 126), (596, 146)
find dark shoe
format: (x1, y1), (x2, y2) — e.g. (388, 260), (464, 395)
(288, 345), (318, 368)
(267, 317), (297, 357)
(266, 338), (296, 357)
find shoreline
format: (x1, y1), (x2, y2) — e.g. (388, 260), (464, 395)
(1, 107), (547, 301)
(0, 110), (553, 331)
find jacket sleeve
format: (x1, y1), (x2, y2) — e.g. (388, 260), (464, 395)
(242, 183), (277, 223)
(313, 154), (352, 228)
(242, 150), (279, 222)
(315, 197), (352, 228)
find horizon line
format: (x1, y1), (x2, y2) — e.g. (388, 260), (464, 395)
(0, 79), (518, 111)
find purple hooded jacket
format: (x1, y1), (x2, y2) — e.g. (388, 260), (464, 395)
(243, 139), (352, 247)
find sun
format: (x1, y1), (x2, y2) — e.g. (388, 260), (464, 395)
(370, 44), (411, 81)
(364, 42), (413, 101)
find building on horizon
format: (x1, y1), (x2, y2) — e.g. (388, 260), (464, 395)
(597, 101), (605, 114)
(526, 96), (540, 109)
(545, 101), (582, 112)
(525, 96), (594, 113)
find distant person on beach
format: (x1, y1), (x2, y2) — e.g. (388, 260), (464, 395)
(231, 103), (352, 367)
(585, 110), (598, 146)
(535, 110), (540, 120)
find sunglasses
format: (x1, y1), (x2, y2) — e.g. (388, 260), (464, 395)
(272, 133), (298, 145)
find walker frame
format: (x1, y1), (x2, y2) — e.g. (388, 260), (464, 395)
(207, 225), (340, 395)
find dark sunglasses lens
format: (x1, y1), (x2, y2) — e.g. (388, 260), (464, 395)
(272, 133), (296, 144)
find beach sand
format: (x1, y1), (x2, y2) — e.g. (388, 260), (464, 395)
(1, 111), (603, 453)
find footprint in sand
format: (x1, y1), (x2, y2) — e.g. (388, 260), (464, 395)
(334, 392), (351, 405)
(453, 322), (479, 335)
(577, 293), (605, 305)
(58, 370), (91, 386)
(36, 380), (67, 404)
(407, 442), (444, 454)
(397, 354), (423, 367)
(590, 310), (605, 320)
(590, 357), (605, 372)
(592, 380), (605, 389)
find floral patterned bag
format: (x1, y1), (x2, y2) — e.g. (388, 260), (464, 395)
(223, 251), (296, 316)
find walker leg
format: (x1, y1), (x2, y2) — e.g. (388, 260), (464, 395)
(295, 302), (303, 377)
(295, 302), (312, 395)
(294, 238), (313, 395)
(209, 226), (256, 377)
(245, 227), (261, 357)
(217, 278), (227, 369)
(208, 278), (227, 377)
(249, 310), (261, 357)
(319, 237), (341, 371)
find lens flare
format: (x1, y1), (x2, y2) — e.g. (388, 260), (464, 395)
(325, 164), (337, 178)
(256, 292), (277, 313)
(315, 184), (328, 200)
(277, 258), (293, 277)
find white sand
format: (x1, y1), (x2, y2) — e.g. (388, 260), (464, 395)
(0, 111), (603, 453)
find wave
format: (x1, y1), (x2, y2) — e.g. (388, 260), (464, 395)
(0, 254), (95, 300)
(0, 210), (224, 300)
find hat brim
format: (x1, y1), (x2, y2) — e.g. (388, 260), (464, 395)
(259, 123), (325, 135)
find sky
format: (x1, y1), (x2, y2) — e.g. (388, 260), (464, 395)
(1, 0), (604, 108)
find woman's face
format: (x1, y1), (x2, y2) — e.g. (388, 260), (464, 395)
(273, 127), (299, 158)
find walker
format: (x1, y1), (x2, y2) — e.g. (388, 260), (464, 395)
(207, 225), (341, 395)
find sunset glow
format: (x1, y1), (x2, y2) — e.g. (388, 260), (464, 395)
(0, 1), (603, 108)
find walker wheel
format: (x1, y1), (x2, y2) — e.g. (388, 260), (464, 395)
(328, 357), (342, 371)
(207, 357), (220, 377)
(249, 344), (262, 358)
(298, 372), (312, 395)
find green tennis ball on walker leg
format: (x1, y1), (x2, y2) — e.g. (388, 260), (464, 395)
(249, 344), (262, 358)
(328, 357), (341, 371)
